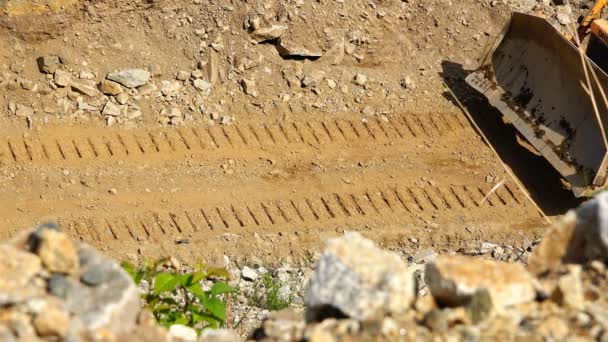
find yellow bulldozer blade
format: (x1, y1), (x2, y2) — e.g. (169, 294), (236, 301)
(466, 12), (608, 197)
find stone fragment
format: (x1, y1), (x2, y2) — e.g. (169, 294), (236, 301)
(423, 309), (449, 332)
(529, 192), (608, 274)
(36, 229), (79, 275)
(0, 244), (42, 305)
(193, 79), (211, 91)
(361, 106), (375, 116)
(251, 25), (288, 42)
(466, 288), (494, 324)
(412, 248), (438, 264)
(198, 328), (241, 342)
(169, 324), (197, 342)
(305, 232), (415, 321)
(208, 50), (219, 85)
(425, 255), (535, 309)
(79, 70), (95, 79)
(276, 40), (322, 59)
(242, 266), (258, 281)
(37, 55), (61, 74)
(176, 70), (190, 81)
(71, 79), (101, 97)
(68, 244), (140, 333)
(301, 70), (325, 88)
(317, 38), (345, 65)
(15, 104), (34, 117)
(115, 92), (129, 105)
(161, 80), (182, 96)
(33, 304), (70, 337)
(100, 79), (123, 96)
(102, 101), (121, 117)
(241, 78), (256, 95)
(107, 69), (150, 88)
(54, 69), (72, 87)
(353, 73), (367, 86)
(551, 266), (584, 310)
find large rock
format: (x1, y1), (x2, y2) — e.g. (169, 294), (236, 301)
(107, 69), (150, 88)
(35, 228), (79, 274)
(425, 255), (536, 309)
(529, 192), (608, 275)
(305, 232), (415, 321)
(1, 224), (142, 340)
(36, 55), (61, 74)
(0, 244), (42, 305)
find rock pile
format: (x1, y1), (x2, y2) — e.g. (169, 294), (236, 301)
(251, 193), (608, 341)
(0, 222), (170, 341)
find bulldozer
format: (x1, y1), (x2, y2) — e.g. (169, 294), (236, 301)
(466, 2), (608, 197)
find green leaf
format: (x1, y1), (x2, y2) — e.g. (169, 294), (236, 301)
(191, 271), (207, 284)
(192, 310), (221, 329)
(202, 296), (226, 321)
(121, 261), (136, 279)
(211, 282), (235, 295)
(153, 273), (181, 295)
(134, 270), (145, 285)
(187, 283), (207, 299)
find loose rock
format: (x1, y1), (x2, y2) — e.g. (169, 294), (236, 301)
(107, 69), (150, 88)
(425, 255), (535, 309)
(305, 232), (415, 321)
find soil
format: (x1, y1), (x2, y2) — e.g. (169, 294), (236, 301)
(0, 0), (578, 265)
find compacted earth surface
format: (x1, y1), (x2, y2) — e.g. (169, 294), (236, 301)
(1, 0), (606, 340)
(1, 0), (590, 265)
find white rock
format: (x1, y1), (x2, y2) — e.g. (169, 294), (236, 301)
(353, 73), (367, 86)
(198, 329), (240, 342)
(161, 80), (182, 96)
(107, 69), (150, 88)
(169, 324), (197, 342)
(241, 266), (258, 281)
(305, 232), (415, 321)
(193, 79), (211, 91)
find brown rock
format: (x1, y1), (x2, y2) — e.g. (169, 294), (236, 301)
(551, 265), (584, 310)
(54, 69), (72, 87)
(251, 25), (288, 42)
(528, 212), (577, 275)
(37, 55), (61, 74)
(36, 229), (79, 274)
(317, 38), (345, 65)
(425, 255), (536, 309)
(208, 49), (219, 85)
(0, 244), (42, 304)
(100, 79), (124, 96)
(71, 79), (101, 97)
(33, 304), (70, 337)
(276, 40), (323, 59)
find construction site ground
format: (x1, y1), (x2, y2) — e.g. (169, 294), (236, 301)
(0, 0), (584, 264)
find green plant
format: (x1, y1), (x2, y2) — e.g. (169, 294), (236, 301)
(249, 273), (293, 311)
(121, 259), (236, 332)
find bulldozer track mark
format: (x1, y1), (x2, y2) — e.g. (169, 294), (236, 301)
(63, 181), (528, 246)
(0, 114), (468, 166)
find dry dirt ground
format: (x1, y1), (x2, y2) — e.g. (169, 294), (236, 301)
(0, 0), (583, 264)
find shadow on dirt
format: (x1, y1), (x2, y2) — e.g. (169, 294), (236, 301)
(440, 60), (582, 216)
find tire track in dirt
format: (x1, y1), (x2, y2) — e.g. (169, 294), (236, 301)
(0, 113), (466, 165)
(59, 178), (533, 255)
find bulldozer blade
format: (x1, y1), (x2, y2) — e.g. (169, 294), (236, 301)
(466, 12), (608, 197)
